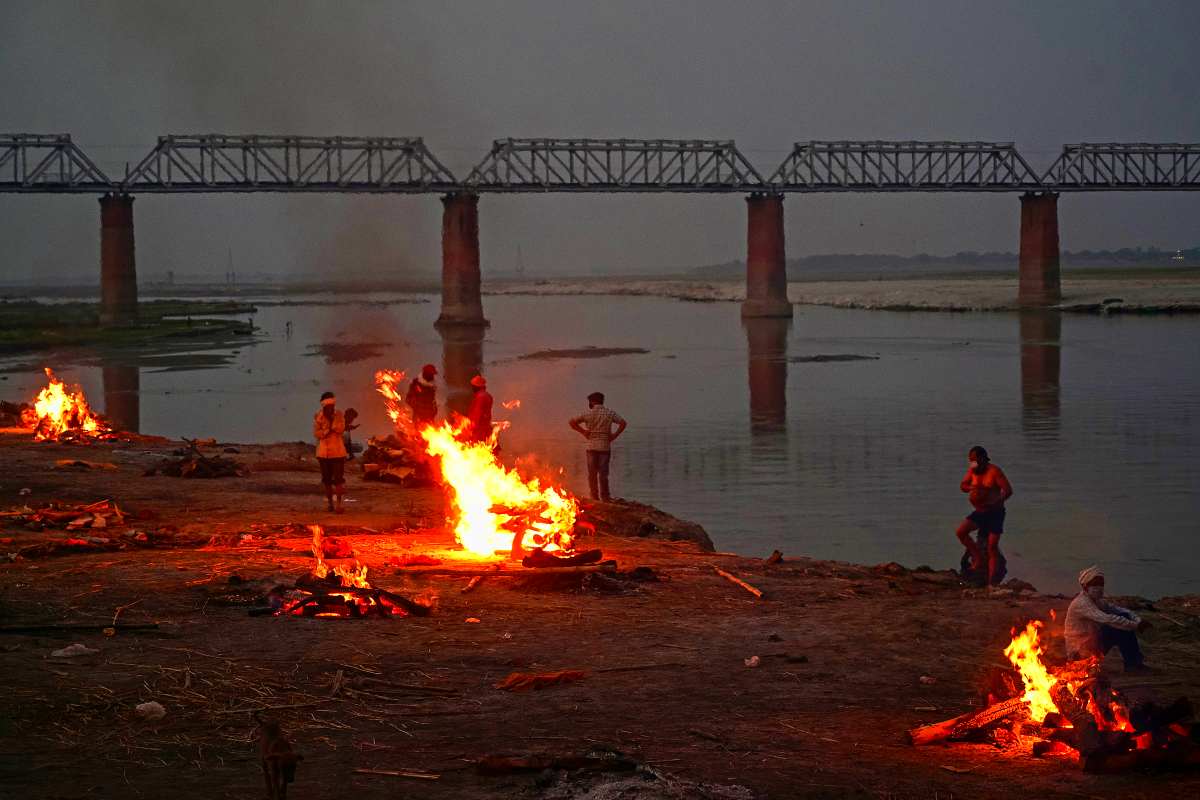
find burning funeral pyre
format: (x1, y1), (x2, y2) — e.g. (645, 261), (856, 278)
(909, 619), (1200, 772)
(276, 525), (433, 618)
(374, 369), (581, 559)
(22, 368), (112, 442)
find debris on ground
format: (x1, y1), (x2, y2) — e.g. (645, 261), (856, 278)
(134, 701), (167, 721)
(1, 499), (126, 531)
(50, 643), (99, 658)
(494, 670), (587, 692)
(52, 458), (119, 471)
(145, 439), (248, 478)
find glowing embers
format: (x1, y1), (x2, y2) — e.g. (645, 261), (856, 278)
(277, 526), (433, 619)
(373, 370), (579, 559)
(25, 368), (111, 442)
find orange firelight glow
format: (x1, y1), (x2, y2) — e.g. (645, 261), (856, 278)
(26, 368), (109, 441)
(374, 369), (578, 558)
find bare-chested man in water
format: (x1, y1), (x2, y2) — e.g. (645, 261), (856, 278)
(956, 445), (1014, 587)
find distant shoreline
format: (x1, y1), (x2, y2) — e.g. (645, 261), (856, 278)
(5, 267), (1200, 314)
(485, 272), (1200, 314)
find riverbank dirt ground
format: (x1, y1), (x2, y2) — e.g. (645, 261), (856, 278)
(2, 432), (1199, 799)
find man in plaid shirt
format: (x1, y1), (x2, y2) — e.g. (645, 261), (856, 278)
(569, 392), (628, 502)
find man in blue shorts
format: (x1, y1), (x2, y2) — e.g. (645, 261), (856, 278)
(955, 445), (1013, 587)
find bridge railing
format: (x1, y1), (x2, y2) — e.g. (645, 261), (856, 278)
(465, 138), (766, 192)
(0, 134), (114, 192)
(1042, 143), (1200, 190)
(769, 141), (1044, 192)
(120, 135), (458, 192)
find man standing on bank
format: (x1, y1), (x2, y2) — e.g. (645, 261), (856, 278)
(313, 391), (348, 513)
(956, 445), (1013, 587)
(569, 392), (627, 502)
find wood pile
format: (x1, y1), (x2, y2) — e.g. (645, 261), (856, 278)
(144, 438), (247, 478)
(360, 433), (433, 485)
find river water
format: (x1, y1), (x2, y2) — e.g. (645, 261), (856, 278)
(5, 293), (1199, 598)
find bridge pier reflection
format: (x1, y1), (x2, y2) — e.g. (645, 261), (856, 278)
(1019, 311), (1061, 434)
(102, 362), (140, 433)
(439, 322), (485, 418)
(745, 317), (791, 433)
(436, 192), (489, 329)
(741, 193), (793, 319)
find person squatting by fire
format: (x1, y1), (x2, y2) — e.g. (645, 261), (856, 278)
(1065, 565), (1152, 673)
(955, 445), (1013, 587)
(313, 391), (348, 514)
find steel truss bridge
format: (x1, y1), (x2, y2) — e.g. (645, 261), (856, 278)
(3, 134), (1198, 194)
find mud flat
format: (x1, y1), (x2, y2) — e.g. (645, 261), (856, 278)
(2, 431), (1199, 799)
(488, 273), (1200, 314)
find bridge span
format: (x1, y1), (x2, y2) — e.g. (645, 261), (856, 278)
(3, 134), (1198, 325)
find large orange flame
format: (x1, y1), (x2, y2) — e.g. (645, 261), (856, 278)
(373, 369), (577, 558)
(27, 368), (109, 441)
(1004, 620), (1059, 722)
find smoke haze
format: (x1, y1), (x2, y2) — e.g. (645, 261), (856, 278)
(2, 0), (1199, 283)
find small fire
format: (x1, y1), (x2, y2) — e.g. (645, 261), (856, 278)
(501, 399), (521, 410)
(374, 370), (578, 558)
(26, 368), (110, 441)
(1004, 620), (1059, 722)
(309, 524), (370, 589)
(279, 525), (403, 617)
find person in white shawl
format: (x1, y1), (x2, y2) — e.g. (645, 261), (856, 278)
(1064, 566), (1151, 672)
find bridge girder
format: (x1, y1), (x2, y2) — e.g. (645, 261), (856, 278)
(1042, 143), (1200, 190)
(0, 134), (114, 192)
(465, 138), (766, 192)
(119, 134), (458, 193)
(769, 141), (1044, 192)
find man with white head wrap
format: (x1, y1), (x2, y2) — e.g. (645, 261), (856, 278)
(1063, 566), (1150, 672)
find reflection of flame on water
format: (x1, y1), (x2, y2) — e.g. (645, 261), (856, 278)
(25, 368), (111, 441)
(374, 370), (577, 558)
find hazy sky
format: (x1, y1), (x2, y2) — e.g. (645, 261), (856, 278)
(2, 0), (1198, 282)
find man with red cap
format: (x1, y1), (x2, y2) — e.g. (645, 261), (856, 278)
(466, 374), (493, 444)
(405, 363), (439, 426)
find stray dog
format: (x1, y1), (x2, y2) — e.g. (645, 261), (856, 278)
(255, 711), (301, 800)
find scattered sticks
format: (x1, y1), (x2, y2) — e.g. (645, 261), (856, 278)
(712, 566), (764, 599)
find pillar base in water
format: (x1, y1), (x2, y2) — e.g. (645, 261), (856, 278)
(742, 193), (793, 319)
(99, 193), (138, 327)
(438, 192), (488, 328)
(1018, 192), (1061, 308)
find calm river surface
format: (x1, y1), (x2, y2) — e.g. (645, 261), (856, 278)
(5, 293), (1199, 598)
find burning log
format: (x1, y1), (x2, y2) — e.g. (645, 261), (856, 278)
(907, 695), (1029, 746)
